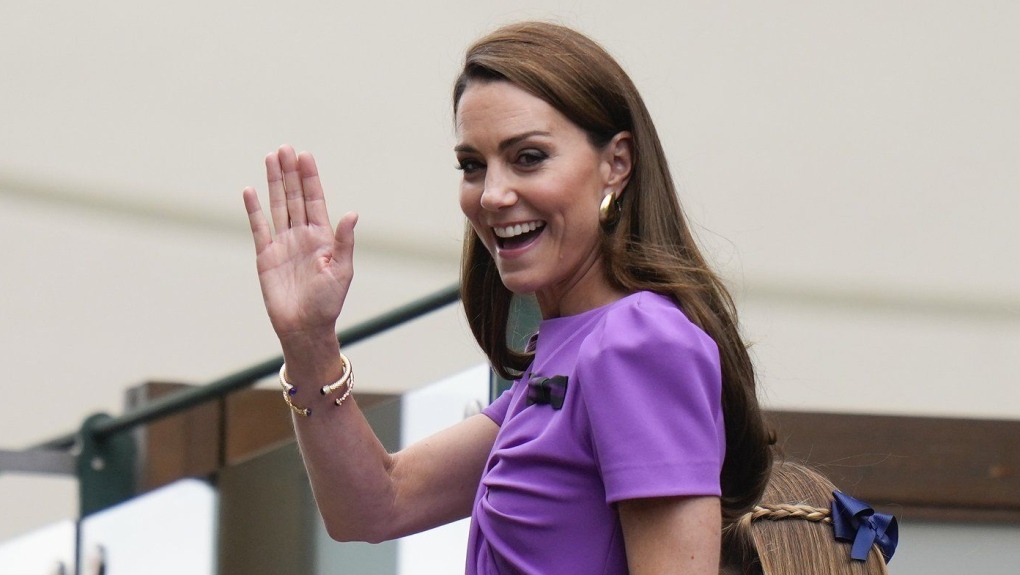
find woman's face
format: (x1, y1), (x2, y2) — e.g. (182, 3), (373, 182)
(455, 80), (630, 317)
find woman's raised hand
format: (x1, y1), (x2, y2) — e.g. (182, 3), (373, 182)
(242, 145), (357, 346)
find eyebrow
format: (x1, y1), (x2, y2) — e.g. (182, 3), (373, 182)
(454, 130), (552, 154)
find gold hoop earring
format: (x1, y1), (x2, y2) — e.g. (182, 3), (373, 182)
(599, 193), (621, 228)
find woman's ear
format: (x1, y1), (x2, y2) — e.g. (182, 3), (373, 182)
(602, 131), (633, 196)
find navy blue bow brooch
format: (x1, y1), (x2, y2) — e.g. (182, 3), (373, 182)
(831, 491), (899, 562)
(526, 375), (568, 410)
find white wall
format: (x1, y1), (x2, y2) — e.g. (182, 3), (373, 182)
(1, 0), (1017, 542)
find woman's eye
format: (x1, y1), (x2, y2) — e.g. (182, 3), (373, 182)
(516, 150), (546, 167)
(456, 159), (484, 174)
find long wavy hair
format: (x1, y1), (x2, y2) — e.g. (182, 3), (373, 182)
(454, 21), (772, 519)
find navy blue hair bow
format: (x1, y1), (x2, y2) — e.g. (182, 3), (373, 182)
(526, 376), (568, 409)
(831, 491), (898, 563)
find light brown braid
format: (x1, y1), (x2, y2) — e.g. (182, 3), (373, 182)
(738, 503), (832, 530)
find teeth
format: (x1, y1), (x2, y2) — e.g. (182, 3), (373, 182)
(493, 221), (545, 239)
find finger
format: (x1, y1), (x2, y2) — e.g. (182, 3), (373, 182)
(298, 152), (331, 228)
(265, 150), (289, 233)
(332, 211), (358, 275)
(242, 187), (272, 254)
(279, 145), (307, 227)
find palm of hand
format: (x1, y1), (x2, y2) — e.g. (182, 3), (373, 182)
(256, 223), (350, 337)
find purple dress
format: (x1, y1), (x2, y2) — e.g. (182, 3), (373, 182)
(466, 291), (725, 574)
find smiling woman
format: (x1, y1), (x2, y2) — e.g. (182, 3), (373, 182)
(242, 21), (773, 575)
(455, 80), (631, 317)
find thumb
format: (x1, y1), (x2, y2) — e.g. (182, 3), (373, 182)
(333, 211), (358, 271)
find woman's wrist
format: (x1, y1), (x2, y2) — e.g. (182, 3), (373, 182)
(280, 352), (355, 417)
(279, 328), (346, 385)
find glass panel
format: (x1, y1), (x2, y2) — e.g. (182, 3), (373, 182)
(78, 479), (216, 574)
(0, 520), (75, 575)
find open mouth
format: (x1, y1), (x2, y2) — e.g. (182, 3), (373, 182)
(494, 221), (546, 250)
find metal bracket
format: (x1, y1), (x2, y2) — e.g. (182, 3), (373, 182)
(78, 413), (137, 517)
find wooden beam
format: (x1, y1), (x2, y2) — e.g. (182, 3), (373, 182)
(129, 382), (396, 493)
(767, 410), (1020, 523)
(126, 384), (1019, 524)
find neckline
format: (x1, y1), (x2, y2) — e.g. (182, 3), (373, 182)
(524, 292), (661, 380)
(539, 291), (645, 328)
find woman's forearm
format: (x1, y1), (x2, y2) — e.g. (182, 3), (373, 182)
(280, 336), (400, 542)
(281, 335), (496, 543)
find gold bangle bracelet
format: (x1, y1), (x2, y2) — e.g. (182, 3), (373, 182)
(319, 352), (353, 396)
(332, 371), (355, 407)
(279, 352), (355, 417)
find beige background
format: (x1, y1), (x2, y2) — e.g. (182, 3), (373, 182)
(1, 1), (1017, 540)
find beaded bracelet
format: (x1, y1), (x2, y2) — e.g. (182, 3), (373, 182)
(279, 352), (355, 417)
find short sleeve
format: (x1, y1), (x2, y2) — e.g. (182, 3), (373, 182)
(482, 381), (516, 426)
(576, 294), (725, 504)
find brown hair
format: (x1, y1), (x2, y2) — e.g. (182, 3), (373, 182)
(453, 21), (772, 518)
(721, 460), (890, 575)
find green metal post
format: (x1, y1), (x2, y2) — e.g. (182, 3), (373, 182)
(78, 413), (137, 517)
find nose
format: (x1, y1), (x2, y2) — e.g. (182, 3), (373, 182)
(480, 169), (518, 211)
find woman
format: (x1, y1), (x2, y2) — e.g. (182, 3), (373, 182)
(721, 460), (897, 575)
(242, 22), (772, 574)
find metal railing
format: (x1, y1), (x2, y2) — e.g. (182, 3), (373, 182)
(2, 283), (461, 516)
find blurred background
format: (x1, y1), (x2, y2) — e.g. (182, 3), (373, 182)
(1, 0), (1017, 563)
